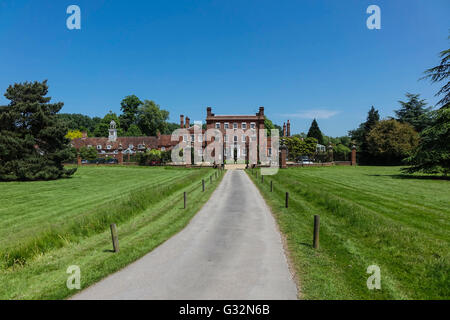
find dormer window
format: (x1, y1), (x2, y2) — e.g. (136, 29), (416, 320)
(138, 144), (145, 149)
(129, 144), (134, 149)
(97, 145), (102, 150)
(106, 145), (112, 150)
(215, 123), (220, 129)
(250, 122), (256, 129)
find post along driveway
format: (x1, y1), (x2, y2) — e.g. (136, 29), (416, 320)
(72, 170), (298, 300)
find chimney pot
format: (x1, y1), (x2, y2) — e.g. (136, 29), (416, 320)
(180, 115), (184, 128)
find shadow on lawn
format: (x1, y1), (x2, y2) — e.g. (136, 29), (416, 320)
(367, 174), (449, 181)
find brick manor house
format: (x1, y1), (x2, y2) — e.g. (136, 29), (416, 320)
(72, 106), (291, 164)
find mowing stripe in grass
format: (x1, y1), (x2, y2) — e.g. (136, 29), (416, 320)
(0, 168), (224, 299)
(247, 167), (449, 299)
(0, 168), (212, 269)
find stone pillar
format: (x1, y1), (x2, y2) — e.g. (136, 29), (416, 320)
(77, 154), (81, 166)
(351, 145), (357, 166)
(280, 145), (287, 169)
(118, 151), (123, 165)
(327, 142), (334, 162)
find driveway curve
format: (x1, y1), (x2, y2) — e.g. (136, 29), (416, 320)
(72, 170), (298, 300)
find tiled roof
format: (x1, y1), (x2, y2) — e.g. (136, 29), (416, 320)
(72, 136), (159, 149)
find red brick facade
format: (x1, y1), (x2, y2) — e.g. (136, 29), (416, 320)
(72, 106), (289, 163)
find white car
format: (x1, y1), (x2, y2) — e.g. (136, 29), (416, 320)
(300, 157), (313, 164)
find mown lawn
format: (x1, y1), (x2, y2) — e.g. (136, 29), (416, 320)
(0, 166), (223, 299)
(247, 166), (449, 300)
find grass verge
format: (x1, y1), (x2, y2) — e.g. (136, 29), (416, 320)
(0, 166), (224, 299)
(247, 166), (449, 300)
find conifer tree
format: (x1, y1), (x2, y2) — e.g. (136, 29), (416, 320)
(306, 119), (324, 145)
(0, 80), (76, 181)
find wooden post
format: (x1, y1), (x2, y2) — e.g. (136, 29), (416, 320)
(255, 171), (258, 179)
(202, 179), (205, 192)
(215, 171), (217, 179)
(210, 175), (212, 183)
(313, 215), (320, 249)
(285, 192), (289, 208)
(270, 180), (273, 192)
(184, 192), (187, 209)
(110, 224), (119, 253)
(261, 175), (264, 183)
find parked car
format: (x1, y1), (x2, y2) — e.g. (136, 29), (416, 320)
(299, 156), (314, 164)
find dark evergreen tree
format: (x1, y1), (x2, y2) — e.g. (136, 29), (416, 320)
(0, 80), (76, 181)
(349, 106), (380, 164)
(403, 103), (450, 175)
(395, 93), (432, 132)
(421, 36), (449, 107)
(306, 119), (324, 145)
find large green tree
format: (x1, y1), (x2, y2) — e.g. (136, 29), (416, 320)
(404, 103), (450, 175)
(395, 93), (432, 132)
(119, 95), (142, 132)
(404, 39), (450, 175)
(366, 119), (419, 165)
(137, 100), (170, 136)
(306, 119), (324, 145)
(0, 80), (76, 181)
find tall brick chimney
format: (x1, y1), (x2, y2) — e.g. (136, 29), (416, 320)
(283, 122), (286, 137)
(186, 117), (190, 128)
(207, 107), (212, 117)
(287, 120), (291, 137)
(180, 115), (184, 128)
(259, 106), (264, 117)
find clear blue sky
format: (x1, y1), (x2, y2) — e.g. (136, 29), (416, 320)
(0, 0), (448, 136)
